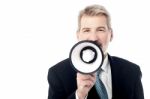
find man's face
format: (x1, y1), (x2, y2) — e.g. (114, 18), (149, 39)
(77, 15), (113, 55)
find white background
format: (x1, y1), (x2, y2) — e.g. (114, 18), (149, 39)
(0, 0), (150, 99)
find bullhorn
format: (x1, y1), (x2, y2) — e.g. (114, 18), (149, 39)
(69, 40), (104, 74)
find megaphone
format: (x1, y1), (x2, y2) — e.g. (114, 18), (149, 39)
(69, 40), (104, 74)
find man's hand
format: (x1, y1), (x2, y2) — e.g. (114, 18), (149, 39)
(76, 73), (96, 99)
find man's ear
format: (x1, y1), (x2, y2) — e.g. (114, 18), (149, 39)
(110, 29), (113, 41)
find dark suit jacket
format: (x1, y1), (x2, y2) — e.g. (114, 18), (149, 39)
(47, 55), (144, 99)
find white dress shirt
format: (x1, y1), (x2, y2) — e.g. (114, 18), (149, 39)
(76, 55), (112, 99)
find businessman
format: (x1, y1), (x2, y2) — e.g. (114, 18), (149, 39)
(47, 4), (144, 99)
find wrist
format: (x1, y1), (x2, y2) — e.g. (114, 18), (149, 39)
(76, 89), (87, 99)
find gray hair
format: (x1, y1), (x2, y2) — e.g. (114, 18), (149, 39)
(77, 4), (111, 31)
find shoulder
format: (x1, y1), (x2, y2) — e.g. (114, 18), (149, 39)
(47, 58), (77, 90)
(110, 56), (139, 67)
(49, 58), (70, 71)
(109, 55), (141, 74)
(48, 58), (73, 74)
(48, 58), (76, 79)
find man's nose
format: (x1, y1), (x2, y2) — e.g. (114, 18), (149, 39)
(88, 33), (98, 41)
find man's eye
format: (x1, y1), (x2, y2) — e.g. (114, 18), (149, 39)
(83, 30), (90, 32)
(98, 29), (105, 32)
(98, 29), (104, 31)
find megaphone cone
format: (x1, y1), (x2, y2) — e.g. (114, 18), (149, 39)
(69, 40), (104, 74)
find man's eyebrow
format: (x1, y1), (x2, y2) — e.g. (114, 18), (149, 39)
(81, 27), (106, 30)
(81, 27), (90, 30)
(82, 27), (90, 30)
(97, 26), (106, 29)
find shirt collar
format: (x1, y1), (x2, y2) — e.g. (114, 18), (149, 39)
(101, 55), (109, 73)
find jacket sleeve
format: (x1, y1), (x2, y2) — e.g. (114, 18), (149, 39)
(134, 66), (144, 99)
(47, 68), (76, 99)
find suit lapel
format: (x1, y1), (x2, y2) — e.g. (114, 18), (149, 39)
(108, 55), (120, 99)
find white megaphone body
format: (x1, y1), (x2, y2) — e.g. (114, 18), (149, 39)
(69, 40), (104, 74)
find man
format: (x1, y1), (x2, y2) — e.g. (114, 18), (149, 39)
(47, 4), (144, 99)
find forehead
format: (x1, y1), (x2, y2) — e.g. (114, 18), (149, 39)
(80, 15), (108, 28)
